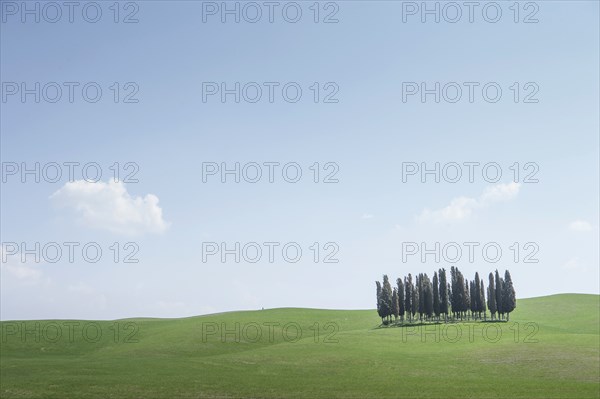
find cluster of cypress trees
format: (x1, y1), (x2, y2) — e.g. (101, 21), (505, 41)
(375, 267), (516, 325)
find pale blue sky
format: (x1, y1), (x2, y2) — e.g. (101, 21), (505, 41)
(1, 1), (598, 320)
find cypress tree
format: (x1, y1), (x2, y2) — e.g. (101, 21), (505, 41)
(382, 275), (393, 322)
(503, 270), (516, 321)
(500, 277), (506, 319)
(447, 282), (451, 318)
(411, 274), (419, 321)
(415, 274), (420, 320)
(487, 273), (496, 320)
(376, 281), (384, 323)
(495, 270), (503, 319)
(474, 272), (481, 318)
(464, 278), (471, 320)
(450, 267), (458, 319)
(397, 278), (405, 322)
(418, 274), (425, 321)
(423, 274), (433, 320)
(469, 280), (476, 318)
(439, 268), (449, 322)
(454, 268), (466, 320)
(392, 288), (399, 321)
(433, 271), (440, 320)
(480, 278), (486, 319)
(404, 275), (413, 322)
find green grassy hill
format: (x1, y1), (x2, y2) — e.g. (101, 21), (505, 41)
(1, 294), (598, 398)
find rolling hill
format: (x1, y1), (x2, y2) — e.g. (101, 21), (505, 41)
(1, 294), (598, 398)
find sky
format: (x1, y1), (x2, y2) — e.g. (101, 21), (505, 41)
(1, 0), (599, 320)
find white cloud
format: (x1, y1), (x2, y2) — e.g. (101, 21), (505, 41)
(361, 213), (374, 220)
(0, 245), (43, 281)
(417, 182), (520, 223)
(51, 180), (170, 236)
(563, 257), (588, 272)
(479, 182), (521, 203)
(568, 220), (592, 232)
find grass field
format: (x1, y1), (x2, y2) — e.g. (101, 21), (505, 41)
(1, 293), (599, 398)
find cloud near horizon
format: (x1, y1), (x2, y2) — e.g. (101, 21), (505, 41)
(0, 244), (43, 281)
(417, 182), (521, 223)
(568, 220), (593, 232)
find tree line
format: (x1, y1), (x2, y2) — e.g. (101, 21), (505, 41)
(375, 267), (516, 324)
